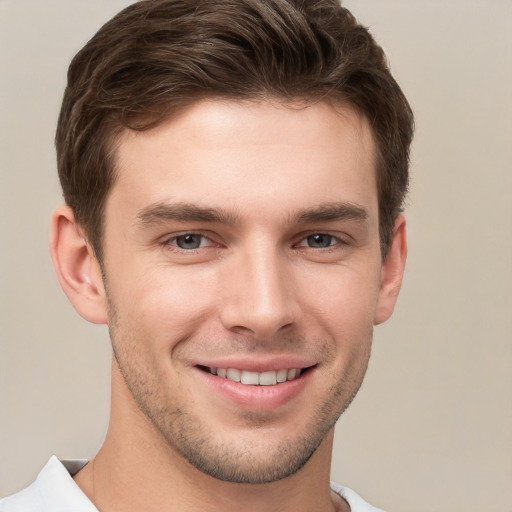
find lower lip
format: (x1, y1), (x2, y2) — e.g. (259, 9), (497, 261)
(195, 367), (314, 411)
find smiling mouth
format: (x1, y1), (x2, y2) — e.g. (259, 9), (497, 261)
(197, 366), (313, 386)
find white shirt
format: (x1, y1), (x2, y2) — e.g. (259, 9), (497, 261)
(0, 456), (385, 512)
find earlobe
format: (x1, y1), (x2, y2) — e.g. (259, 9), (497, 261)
(50, 205), (108, 324)
(374, 215), (407, 325)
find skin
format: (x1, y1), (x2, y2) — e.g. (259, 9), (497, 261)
(51, 99), (407, 512)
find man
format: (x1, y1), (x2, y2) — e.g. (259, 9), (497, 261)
(0, 0), (413, 510)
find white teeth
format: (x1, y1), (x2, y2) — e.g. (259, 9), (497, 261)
(241, 371), (259, 385)
(259, 371), (277, 386)
(226, 368), (241, 382)
(287, 368), (298, 380)
(210, 367), (303, 385)
(276, 369), (288, 383)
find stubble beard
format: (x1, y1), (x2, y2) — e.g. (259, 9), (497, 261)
(107, 297), (371, 484)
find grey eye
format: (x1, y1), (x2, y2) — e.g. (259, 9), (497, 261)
(306, 234), (334, 248)
(175, 234), (204, 250)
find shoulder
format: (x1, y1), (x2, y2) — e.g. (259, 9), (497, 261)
(0, 457), (95, 512)
(330, 481), (386, 512)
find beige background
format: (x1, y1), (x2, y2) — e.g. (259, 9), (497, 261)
(1, 1), (511, 511)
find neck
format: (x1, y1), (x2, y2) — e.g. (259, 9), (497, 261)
(74, 361), (347, 512)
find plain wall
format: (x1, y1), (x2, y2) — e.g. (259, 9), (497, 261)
(1, 1), (511, 511)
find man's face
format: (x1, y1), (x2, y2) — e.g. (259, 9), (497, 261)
(100, 99), (391, 483)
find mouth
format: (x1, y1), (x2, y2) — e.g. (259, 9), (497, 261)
(197, 365), (314, 386)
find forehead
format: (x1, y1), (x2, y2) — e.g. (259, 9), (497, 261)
(109, 99), (378, 225)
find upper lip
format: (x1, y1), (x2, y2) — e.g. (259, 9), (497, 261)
(193, 356), (317, 372)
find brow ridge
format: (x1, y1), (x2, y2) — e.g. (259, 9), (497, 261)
(136, 202), (240, 227)
(136, 200), (368, 229)
(291, 202), (368, 225)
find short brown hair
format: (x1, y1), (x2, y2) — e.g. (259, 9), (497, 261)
(56, 0), (414, 260)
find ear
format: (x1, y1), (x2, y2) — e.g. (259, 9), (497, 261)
(374, 215), (407, 325)
(50, 205), (108, 324)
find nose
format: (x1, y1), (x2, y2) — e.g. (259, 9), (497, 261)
(219, 246), (299, 339)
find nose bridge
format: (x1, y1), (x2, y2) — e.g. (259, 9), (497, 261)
(220, 241), (296, 337)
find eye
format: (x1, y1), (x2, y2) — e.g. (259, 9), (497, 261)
(168, 233), (212, 250)
(300, 233), (337, 249)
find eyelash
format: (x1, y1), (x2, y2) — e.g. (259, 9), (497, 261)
(161, 231), (348, 253)
(295, 233), (346, 250)
(162, 232), (217, 251)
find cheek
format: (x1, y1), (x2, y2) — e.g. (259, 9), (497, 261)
(301, 264), (381, 334)
(109, 265), (218, 344)
(301, 268), (379, 381)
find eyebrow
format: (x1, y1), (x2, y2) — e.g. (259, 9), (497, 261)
(290, 202), (368, 225)
(135, 200), (368, 229)
(136, 202), (240, 227)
